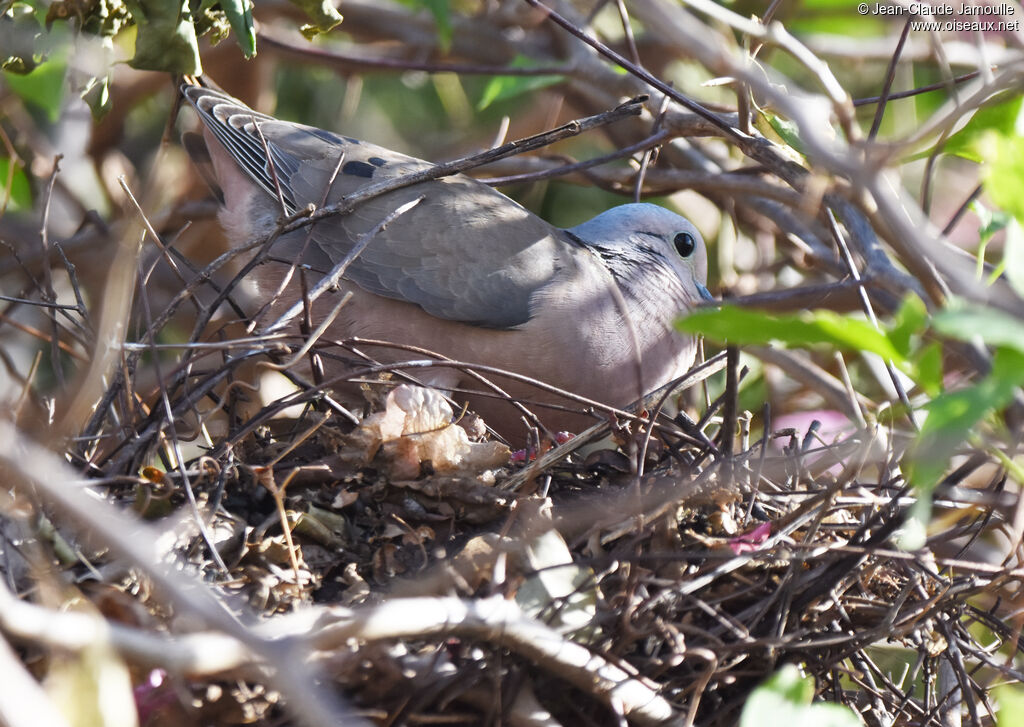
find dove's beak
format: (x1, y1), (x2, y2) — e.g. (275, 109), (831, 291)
(696, 282), (714, 302)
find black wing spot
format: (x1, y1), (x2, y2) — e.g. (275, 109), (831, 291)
(368, 156), (387, 167)
(342, 161), (376, 178)
(311, 128), (346, 144)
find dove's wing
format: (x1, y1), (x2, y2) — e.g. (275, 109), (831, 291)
(185, 85), (569, 329)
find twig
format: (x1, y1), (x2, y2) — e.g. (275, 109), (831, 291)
(868, 19), (912, 141)
(0, 421), (369, 727)
(501, 352), (727, 492)
(264, 197), (423, 334)
(523, 0), (743, 142)
(0, 579), (255, 676)
(825, 207), (917, 429)
(258, 26), (573, 76)
(302, 96), (647, 228)
(267, 596), (677, 727)
(37, 155), (65, 389)
(0, 631), (73, 727)
(854, 69), (985, 107)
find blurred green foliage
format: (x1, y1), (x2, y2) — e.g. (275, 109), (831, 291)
(0, 157), (31, 213)
(394, 0), (452, 50)
(1, 0), (340, 85)
(478, 56), (565, 111)
(1, 0), (48, 73)
(3, 53), (67, 120)
(270, 58), (616, 226)
(996, 684), (1024, 727)
(739, 664), (860, 727)
(941, 94), (1022, 163)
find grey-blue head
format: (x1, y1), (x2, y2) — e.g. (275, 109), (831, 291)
(567, 203), (712, 303)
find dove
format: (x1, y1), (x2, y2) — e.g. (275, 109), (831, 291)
(181, 83), (712, 440)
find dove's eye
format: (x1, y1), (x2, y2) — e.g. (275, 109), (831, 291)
(674, 232), (696, 258)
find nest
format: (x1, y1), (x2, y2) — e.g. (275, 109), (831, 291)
(4, 318), (1018, 726)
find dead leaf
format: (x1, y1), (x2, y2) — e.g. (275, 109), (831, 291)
(351, 386), (509, 478)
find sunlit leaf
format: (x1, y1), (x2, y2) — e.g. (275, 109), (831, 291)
(0, 157), (32, 213)
(889, 295), (928, 359)
(677, 305), (905, 363)
(996, 684), (1024, 727)
(124, 0), (201, 73)
(907, 346), (1024, 489)
(933, 302), (1024, 352)
(757, 110), (809, 159)
(3, 55), (65, 120)
(740, 665), (860, 727)
(943, 94), (1023, 162)
(974, 201), (1012, 243)
(1, 1), (46, 73)
(981, 131), (1024, 224)
(47, 638), (136, 727)
(289, 0), (342, 37)
(217, 0), (255, 57)
(80, 71), (112, 117)
(478, 55), (564, 110)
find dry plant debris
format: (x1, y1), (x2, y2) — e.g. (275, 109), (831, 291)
(3, 354), (1021, 726)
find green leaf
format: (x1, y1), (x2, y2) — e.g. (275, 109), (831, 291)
(762, 111), (805, 153)
(933, 302), (1024, 353)
(971, 200), (1012, 243)
(981, 131), (1024, 224)
(907, 346), (1024, 489)
(422, 0), (452, 51)
(0, 157), (32, 213)
(123, 0), (201, 73)
(478, 55), (564, 110)
(394, 0), (452, 49)
(80, 72), (112, 118)
(3, 55), (66, 121)
(942, 94), (1023, 162)
(1002, 218), (1024, 299)
(676, 305), (906, 363)
(1, 1), (46, 73)
(288, 0), (342, 37)
(889, 295), (928, 359)
(914, 342), (943, 397)
(996, 685), (1024, 727)
(972, 200), (1012, 280)
(909, 304), (1024, 496)
(764, 664), (814, 704)
(740, 665), (860, 727)
(218, 0), (255, 58)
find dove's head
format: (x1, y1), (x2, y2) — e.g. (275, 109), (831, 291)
(566, 203), (712, 305)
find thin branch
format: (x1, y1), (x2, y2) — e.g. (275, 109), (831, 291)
(268, 596), (677, 726)
(258, 26), (573, 76)
(868, 19), (912, 140)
